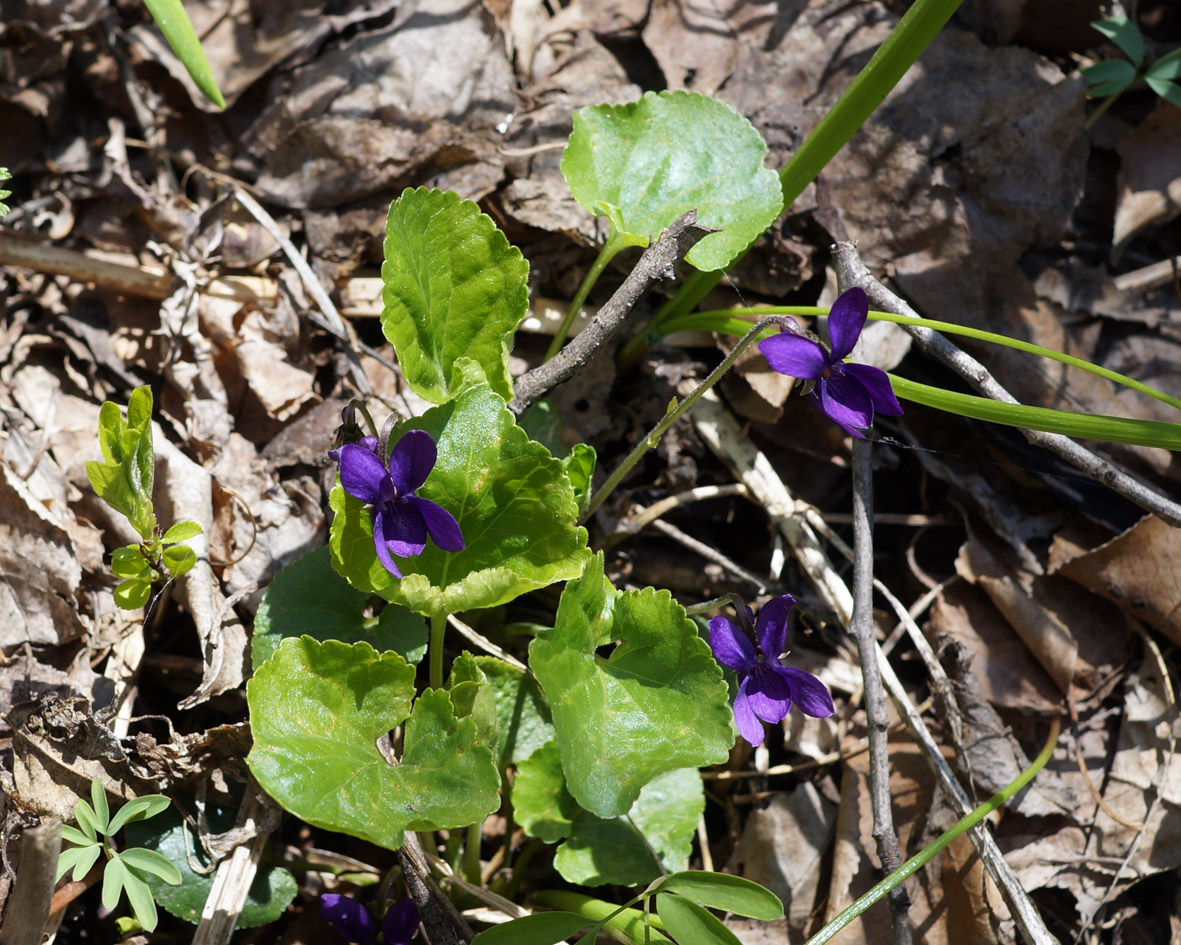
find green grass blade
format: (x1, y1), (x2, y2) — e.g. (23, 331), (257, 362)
(141, 0), (226, 108)
(890, 375), (1181, 450)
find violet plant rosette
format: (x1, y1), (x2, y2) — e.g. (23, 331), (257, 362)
(334, 429), (465, 578)
(709, 594), (835, 746)
(758, 286), (903, 437)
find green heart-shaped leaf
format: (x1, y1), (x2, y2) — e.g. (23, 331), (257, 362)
(125, 797), (296, 928)
(561, 91), (784, 272)
(382, 188), (528, 404)
(476, 656), (554, 768)
(514, 741), (703, 887)
(330, 365), (590, 617)
(246, 637), (500, 849)
(252, 546), (427, 670)
(529, 554), (733, 818)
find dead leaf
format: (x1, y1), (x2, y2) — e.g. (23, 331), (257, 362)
(1051, 514), (1181, 648)
(1112, 101), (1181, 263)
(0, 462), (87, 648)
(726, 782), (837, 934)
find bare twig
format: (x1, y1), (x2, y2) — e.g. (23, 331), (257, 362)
(509, 211), (716, 415)
(832, 242), (1181, 527)
(648, 518), (768, 592)
(850, 438), (912, 944)
(691, 389), (1059, 945)
(399, 833), (475, 944)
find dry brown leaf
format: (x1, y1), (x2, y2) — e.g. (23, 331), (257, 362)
(1051, 514), (1181, 648)
(928, 582), (1061, 712)
(247, 1), (514, 208)
(1112, 101), (1181, 262)
(0, 462), (87, 648)
(641, 0), (776, 95)
(726, 782), (837, 935)
(957, 530), (1131, 700)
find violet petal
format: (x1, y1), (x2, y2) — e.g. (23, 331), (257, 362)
(382, 898), (420, 945)
(842, 363), (904, 416)
(406, 496), (465, 552)
(388, 430), (437, 496)
(708, 616), (758, 673)
(817, 370), (875, 433)
(370, 508), (404, 578)
(781, 666), (835, 718)
(379, 499), (428, 558)
(745, 664), (793, 724)
(339, 444), (392, 506)
(321, 894), (377, 945)
(732, 676), (765, 746)
(758, 332), (829, 380)
(827, 287), (869, 362)
(754, 594), (794, 663)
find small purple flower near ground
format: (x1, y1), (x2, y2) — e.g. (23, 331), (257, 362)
(709, 594), (835, 747)
(758, 286), (903, 438)
(335, 429), (464, 577)
(321, 894), (419, 945)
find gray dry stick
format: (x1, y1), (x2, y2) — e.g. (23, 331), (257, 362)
(850, 437), (913, 945)
(509, 210), (716, 415)
(832, 242), (1181, 527)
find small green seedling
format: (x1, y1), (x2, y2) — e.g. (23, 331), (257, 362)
(0, 167), (11, 217)
(57, 779), (182, 932)
(1082, 15), (1181, 124)
(86, 385), (203, 609)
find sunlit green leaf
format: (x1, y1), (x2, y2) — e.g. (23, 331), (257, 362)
(331, 364), (590, 617)
(514, 741), (703, 886)
(529, 555), (732, 818)
(106, 795), (171, 835)
(119, 847), (182, 886)
(382, 188), (528, 404)
(653, 872), (784, 920)
(471, 912), (592, 945)
(162, 520), (203, 543)
(252, 546), (427, 670)
(102, 852), (128, 910)
(561, 91), (784, 271)
(656, 893), (743, 945)
(120, 864), (160, 931)
(114, 579), (152, 610)
(162, 544), (196, 577)
(476, 656), (554, 768)
(246, 637), (500, 850)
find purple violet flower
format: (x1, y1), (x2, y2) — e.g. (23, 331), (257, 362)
(758, 286), (903, 438)
(336, 429), (465, 577)
(321, 894), (419, 945)
(708, 595), (835, 747)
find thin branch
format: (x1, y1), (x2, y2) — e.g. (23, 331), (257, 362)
(832, 242), (1181, 527)
(691, 388), (1059, 945)
(851, 437), (912, 944)
(509, 210), (716, 415)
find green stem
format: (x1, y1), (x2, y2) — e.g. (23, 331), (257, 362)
(1085, 88), (1124, 130)
(805, 717), (1061, 945)
(890, 374), (1181, 450)
(429, 613), (446, 691)
(664, 306), (1181, 413)
(624, 0), (963, 365)
(583, 316), (787, 522)
(463, 821), (482, 886)
(531, 891), (669, 945)
(545, 231), (633, 359)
